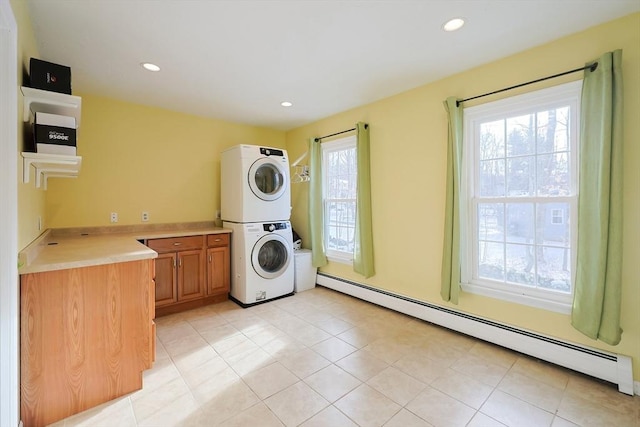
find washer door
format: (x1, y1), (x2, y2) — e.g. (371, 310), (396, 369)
(248, 158), (287, 201)
(251, 234), (291, 279)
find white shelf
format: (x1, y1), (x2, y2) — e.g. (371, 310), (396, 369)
(22, 152), (82, 189)
(21, 86), (81, 127)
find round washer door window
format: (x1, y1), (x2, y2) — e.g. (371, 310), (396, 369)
(248, 158), (287, 201)
(251, 234), (291, 279)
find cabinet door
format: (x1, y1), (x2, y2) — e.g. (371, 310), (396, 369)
(155, 252), (177, 306)
(177, 249), (205, 301)
(206, 246), (230, 296)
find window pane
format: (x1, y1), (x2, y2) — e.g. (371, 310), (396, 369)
(537, 107), (570, 154)
(325, 200), (356, 253)
(507, 156), (535, 196)
(536, 203), (570, 247)
(478, 241), (504, 281)
(506, 114), (535, 156)
(505, 243), (535, 286)
(537, 246), (571, 293)
(479, 159), (505, 197)
(478, 203), (504, 242)
(506, 203), (534, 243)
(479, 120), (505, 160)
(537, 152), (570, 196)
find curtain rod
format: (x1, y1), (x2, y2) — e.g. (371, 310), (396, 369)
(456, 62), (598, 107)
(314, 123), (368, 142)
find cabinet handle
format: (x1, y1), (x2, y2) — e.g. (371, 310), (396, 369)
(173, 242), (181, 246)
(214, 238), (221, 242)
(179, 258), (182, 268)
(209, 254), (212, 263)
(173, 258), (176, 269)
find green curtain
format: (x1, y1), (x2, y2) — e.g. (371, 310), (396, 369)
(441, 97), (464, 304)
(572, 50), (624, 345)
(308, 137), (327, 268)
(354, 122), (375, 277)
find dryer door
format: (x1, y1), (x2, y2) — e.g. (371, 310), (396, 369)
(251, 234), (292, 279)
(248, 158), (287, 201)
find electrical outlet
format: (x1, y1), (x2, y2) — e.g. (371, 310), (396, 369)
(110, 212), (118, 223)
(142, 211), (149, 222)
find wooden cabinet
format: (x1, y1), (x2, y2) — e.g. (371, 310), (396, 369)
(206, 233), (230, 297)
(20, 259), (155, 427)
(148, 232), (229, 316)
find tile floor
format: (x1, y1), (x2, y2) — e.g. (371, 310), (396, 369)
(51, 286), (639, 427)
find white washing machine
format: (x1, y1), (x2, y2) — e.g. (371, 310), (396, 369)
(221, 144), (291, 223)
(224, 221), (294, 307)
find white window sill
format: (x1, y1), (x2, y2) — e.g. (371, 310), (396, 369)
(461, 282), (572, 315)
(327, 255), (353, 266)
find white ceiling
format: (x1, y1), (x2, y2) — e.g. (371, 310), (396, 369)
(26, 1), (639, 131)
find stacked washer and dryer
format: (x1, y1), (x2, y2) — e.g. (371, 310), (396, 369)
(221, 145), (295, 307)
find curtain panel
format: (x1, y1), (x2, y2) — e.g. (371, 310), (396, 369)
(572, 50), (624, 345)
(308, 137), (328, 268)
(440, 97), (464, 304)
(354, 122), (375, 278)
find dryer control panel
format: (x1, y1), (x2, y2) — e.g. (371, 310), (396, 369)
(263, 222), (289, 232)
(260, 147), (284, 157)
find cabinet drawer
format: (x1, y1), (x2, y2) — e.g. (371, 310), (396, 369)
(207, 233), (229, 247)
(147, 235), (204, 253)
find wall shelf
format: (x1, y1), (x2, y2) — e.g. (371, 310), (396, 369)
(21, 86), (81, 127)
(22, 152), (82, 190)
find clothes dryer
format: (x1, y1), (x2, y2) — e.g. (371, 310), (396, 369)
(224, 221), (294, 307)
(221, 145), (291, 223)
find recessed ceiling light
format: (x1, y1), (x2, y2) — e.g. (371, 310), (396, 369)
(443, 18), (465, 32)
(141, 62), (160, 72)
(281, 101), (293, 107)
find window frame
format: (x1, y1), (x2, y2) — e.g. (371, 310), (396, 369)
(321, 135), (357, 264)
(461, 80), (582, 314)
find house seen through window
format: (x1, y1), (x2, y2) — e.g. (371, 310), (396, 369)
(322, 135), (357, 263)
(462, 81), (581, 312)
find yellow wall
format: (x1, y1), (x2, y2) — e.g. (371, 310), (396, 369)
(286, 13), (640, 380)
(45, 94), (286, 227)
(12, 0), (44, 250)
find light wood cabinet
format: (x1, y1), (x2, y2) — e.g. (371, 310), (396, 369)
(20, 259), (155, 427)
(206, 233), (230, 297)
(147, 233), (229, 316)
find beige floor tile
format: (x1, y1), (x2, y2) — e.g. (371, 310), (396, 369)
(218, 402), (284, 427)
(154, 339), (171, 361)
(336, 349), (390, 382)
(211, 333), (258, 359)
(264, 381), (329, 427)
(172, 344), (219, 374)
(313, 316), (354, 335)
(510, 356), (570, 390)
(430, 368), (493, 409)
(156, 320), (199, 344)
(244, 323), (286, 346)
(198, 323), (242, 347)
(131, 376), (192, 422)
(289, 323), (333, 347)
(196, 379), (262, 425)
(498, 370), (564, 413)
(279, 347), (331, 379)
(551, 416), (580, 427)
(469, 341), (518, 369)
(450, 354), (509, 387)
(311, 336), (357, 362)
(362, 337), (415, 364)
(187, 313), (228, 333)
(467, 412), (506, 427)
(304, 364), (362, 402)
(300, 405), (359, 427)
(565, 373), (640, 416)
(243, 362), (300, 399)
(189, 366), (241, 404)
(162, 334), (210, 359)
(181, 355), (230, 389)
(336, 326), (382, 349)
(334, 384), (401, 427)
(413, 341), (464, 366)
(556, 392), (639, 427)
(406, 386), (476, 427)
(393, 351), (449, 384)
(137, 392), (200, 427)
(480, 390), (554, 427)
(133, 357), (181, 400)
(430, 328), (477, 352)
(62, 396), (136, 427)
(367, 366), (427, 406)
(260, 334), (308, 359)
(226, 347), (276, 377)
(383, 408), (433, 427)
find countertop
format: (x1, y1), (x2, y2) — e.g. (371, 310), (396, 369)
(18, 221), (231, 275)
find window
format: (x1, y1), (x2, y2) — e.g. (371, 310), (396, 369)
(462, 81), (581, 313)
(322, 135), (357, 263)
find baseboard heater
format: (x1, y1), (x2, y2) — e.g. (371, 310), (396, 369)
(316, 272), (635, 395)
